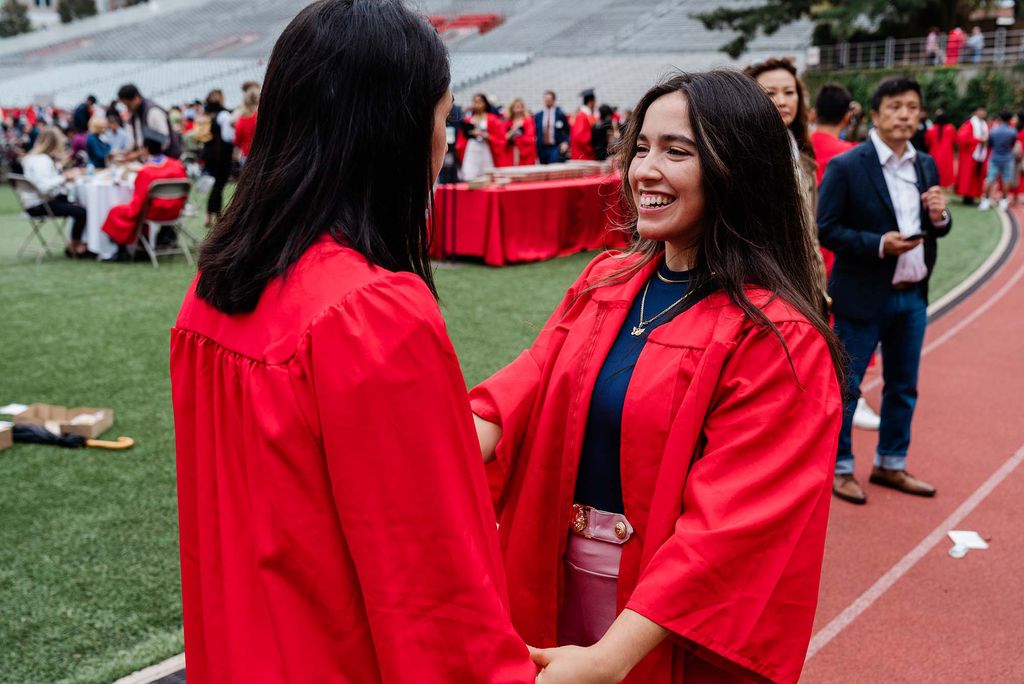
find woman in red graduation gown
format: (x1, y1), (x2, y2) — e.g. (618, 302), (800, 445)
(925, 110), (956, 188)
(472, 71), (843, 684)
(570, 90), (598, 160)
(455, 93), (505, 179)
(169, 2), (534, 682)
(499, 97), (537, 166)
(101, 135), (187, 245)
(956, 108), (989, 200)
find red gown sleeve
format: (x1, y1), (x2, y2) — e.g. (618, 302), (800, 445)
(309, 272), (535, 684)
(469, 252), (614, 500)
(517, 117), (537, 165)
(128, 166), (154, 216)
(488, 113), (507, 166)
(626, 321), (842, 684)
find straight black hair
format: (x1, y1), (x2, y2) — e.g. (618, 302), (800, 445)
(603, 70), (845, 385)
(815, 83), (853, 125)
(195, 0), (450, 313)
(870, 76), (921, 112)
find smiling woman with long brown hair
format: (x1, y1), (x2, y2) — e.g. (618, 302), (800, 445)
(472, 70), (844, 684)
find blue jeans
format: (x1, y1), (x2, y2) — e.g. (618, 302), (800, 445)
(834, 286), (928, 475)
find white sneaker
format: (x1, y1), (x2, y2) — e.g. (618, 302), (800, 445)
(999, 198), (1009, 211)
(853, 397), (881, 431)
(978, 198), (992, 211)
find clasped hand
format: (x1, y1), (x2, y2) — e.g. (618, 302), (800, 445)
(529, 645), (622, 684)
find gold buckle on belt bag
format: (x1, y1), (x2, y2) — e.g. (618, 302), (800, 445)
(571, 503), (593, 538)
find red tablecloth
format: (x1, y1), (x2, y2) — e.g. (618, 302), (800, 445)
(431, 175), (628, 266)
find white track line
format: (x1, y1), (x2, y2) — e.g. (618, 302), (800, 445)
(112, 653), (184, 684)
(926, 208), (1012, 314)
(807, 444), (1024, 660)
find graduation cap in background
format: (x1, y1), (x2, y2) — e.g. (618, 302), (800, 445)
(580, 88), (596, 103)
(142, 127), (169, 150)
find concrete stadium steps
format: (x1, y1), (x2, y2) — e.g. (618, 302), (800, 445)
(452, 51), (803, 113)
(0, 53), (533, 109)
(446, 0), (812, 56)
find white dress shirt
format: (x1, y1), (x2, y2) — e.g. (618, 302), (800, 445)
(869, 130), (935, 285)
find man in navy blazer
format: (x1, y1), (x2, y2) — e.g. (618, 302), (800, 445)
(818, 76), (951, 505)
(534, 90), (569, 164)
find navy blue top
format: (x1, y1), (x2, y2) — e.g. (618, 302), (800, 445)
(574, 260), (698, 513)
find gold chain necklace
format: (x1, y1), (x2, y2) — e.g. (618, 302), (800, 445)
(631, 281), (695, 337)
(657, 269), (690, 284)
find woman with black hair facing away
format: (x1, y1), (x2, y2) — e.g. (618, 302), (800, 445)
(471, 71), (843, 684)
(170, 1), (534, 681)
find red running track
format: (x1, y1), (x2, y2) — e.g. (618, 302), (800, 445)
(802, 209), (1024, 683)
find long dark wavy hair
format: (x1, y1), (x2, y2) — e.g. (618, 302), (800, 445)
(605, 70), (844, 384)
(743, 57), (815, 160)
(195, 0), (450, 313)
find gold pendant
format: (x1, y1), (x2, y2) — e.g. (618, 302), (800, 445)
(631, 326), (645, 336)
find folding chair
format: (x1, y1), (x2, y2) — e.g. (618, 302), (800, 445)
(7, 174), (66, 263)
(133, 179), (195, 268)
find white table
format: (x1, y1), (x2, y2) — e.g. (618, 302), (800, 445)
(73, 176), (133, 260)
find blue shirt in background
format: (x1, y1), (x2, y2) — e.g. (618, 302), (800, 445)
(988, 123), (1017, 163)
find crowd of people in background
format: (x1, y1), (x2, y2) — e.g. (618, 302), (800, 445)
(0, 79), (261, 259)
(448, 87), (625, 180)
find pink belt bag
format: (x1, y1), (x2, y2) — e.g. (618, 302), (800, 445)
(558, 504), (635, 647)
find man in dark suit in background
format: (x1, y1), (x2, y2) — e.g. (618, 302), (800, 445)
(818, 76), (952, 505)
(535, 90), (569, 164)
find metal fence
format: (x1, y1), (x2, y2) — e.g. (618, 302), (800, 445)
(808, 28), (1024, 71)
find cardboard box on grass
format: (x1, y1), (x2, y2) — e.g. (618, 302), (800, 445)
(13, 403), (114, 440)
(0, 423), (12, 452)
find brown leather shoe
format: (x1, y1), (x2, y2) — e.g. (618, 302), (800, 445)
(869, 467), (936, 497)
(832, 474), (867, 504)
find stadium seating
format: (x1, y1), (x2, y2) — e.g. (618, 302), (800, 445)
(0, 0), (811, 110)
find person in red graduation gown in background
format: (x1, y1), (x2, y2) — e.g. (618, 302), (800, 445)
(455, 92), (506, 178)
(956, 105), (989, 202)
(499, 97), (537, 166)
(925, 110), (956, 188)
(569, 88), (598, 160)
(472, 71), (842, 684)
(810, 83), (855, 277)
(101, 132), (187, 245)
(169, 2), (535, 682)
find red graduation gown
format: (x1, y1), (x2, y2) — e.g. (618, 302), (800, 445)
(498, 116), (538, 167)
(924, 124), (956, 188)
(470, 252), (841, 684)
(170, 238), (534, 683)
(570, 108), (596, 160)
(102, 157), (188, 245)
(955, 120), (988, 199)
(455, 112), (506, 166)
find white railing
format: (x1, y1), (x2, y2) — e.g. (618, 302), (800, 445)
(808, 28), (1024, 71)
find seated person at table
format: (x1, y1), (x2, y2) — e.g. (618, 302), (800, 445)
(18, 127), (90, 258)
(101, 132), (188, 249)
(86, 116), (111, 168)
(101, 115), (132, 155)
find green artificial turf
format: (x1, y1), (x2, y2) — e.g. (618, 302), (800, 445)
(0, 184), (1004, 683)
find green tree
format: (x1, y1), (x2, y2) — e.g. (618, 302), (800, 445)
(696, 0), (983, 59)
(58, 0), (98, 24)
(0, 0), (32, 38)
